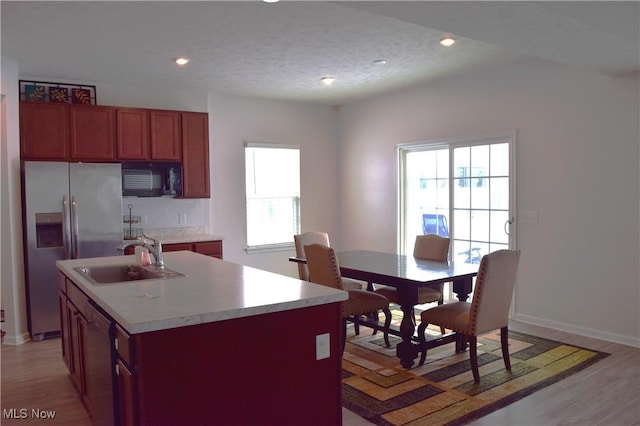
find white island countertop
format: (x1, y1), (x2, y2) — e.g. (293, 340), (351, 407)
(56, 251), (347, 335)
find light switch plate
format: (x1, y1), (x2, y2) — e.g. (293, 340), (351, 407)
(316, 333), (330, 360)
(520, 210), (539, 225)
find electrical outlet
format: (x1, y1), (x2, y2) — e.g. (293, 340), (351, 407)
(316, 333), (330, 360)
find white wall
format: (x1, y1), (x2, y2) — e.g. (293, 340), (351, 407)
(208, 92), (340, 276)
(1, 57), (30, 344)
(337, 60), (640, 346)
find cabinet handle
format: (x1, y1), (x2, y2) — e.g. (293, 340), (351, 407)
(115, 363), (120, 376)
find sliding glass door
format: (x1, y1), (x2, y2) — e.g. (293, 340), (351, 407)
(398, 133), (516, 299)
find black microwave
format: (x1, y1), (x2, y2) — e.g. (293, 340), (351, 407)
(121, 162), (182, 197)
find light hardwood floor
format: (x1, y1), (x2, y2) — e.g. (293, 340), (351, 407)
(2, 321), (639, 425)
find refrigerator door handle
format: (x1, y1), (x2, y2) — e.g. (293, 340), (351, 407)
(71, 196), (79, 259)
(62, 196), (72, 260)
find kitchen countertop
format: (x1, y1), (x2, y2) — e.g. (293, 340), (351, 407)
(56, 251), (347, 335)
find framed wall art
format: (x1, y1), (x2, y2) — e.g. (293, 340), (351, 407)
(19, 80), (96, 105)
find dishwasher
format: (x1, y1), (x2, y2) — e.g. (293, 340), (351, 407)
(85, 300), (116, 426)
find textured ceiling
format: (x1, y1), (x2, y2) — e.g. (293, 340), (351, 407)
(1, 1), (638, 106)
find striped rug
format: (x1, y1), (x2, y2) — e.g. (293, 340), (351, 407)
(342, 328), (609, 426)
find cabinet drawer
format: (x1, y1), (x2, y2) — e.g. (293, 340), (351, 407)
(66, 279), (88, 315)
(59, 273), (67, 294)
(194, 241), (223, 259)
(115, 325), (133, 366)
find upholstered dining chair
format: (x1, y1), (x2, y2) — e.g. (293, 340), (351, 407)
(304, 243), (392, 353)
(294, 232), (365, 291)
(417, 249), (521, 382)
(374, 234), (450, 339)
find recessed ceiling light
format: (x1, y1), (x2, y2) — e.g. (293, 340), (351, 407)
(373, 59), (387, 65)
(321, 76), (335, 85)
(440, 37), (456, 47)
(173, 57), (190, 66)
(263, 0), (279, 3)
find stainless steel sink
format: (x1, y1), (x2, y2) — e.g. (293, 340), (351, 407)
(74, 264), (185, 285)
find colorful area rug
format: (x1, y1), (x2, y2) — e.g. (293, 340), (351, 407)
(342, 328), (609, 426)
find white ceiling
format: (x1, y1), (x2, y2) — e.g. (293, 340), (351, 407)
(2, 1), (638, 106)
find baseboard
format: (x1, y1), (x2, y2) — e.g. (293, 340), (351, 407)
(514, 313), (640, 348)
(1, 331), (31, 346)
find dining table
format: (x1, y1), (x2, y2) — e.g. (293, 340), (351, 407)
(291, 249), (479, 368)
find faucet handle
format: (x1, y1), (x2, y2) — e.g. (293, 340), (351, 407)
(141, 234), (159, 245)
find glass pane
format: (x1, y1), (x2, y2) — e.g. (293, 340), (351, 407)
(405, 148), (449, 254)
(490, 177), (509, 210)
(470, 177), (489, 209)
(470, 210), (489, 242)
(471, 145), (489, 178)
(452, 239), (471, 264)
(490, 210), (510, 244)
(490, 143), (509, 176)
(470, 242), (489, 263)
(453, 209), (470, 240)
(246, 197), (299, 246)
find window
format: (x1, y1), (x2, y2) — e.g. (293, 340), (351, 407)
(398, 133), (516, 300)
(244, 142), (300, 252)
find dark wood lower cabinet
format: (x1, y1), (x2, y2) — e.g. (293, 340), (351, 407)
(59, 276), (91, 412)
(61, 272), (342, 425)
(118, 303), (342, 425)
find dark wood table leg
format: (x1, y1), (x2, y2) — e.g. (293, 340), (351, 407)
(396, 304), (419, 368)
(452, 276), (473, 302)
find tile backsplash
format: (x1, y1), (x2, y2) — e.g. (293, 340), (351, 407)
(123, 197), (207, 232)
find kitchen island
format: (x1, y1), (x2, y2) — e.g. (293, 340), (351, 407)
(57, 251), (347, 425)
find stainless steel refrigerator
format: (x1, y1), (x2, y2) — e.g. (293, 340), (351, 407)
(22, 161), (123, 339)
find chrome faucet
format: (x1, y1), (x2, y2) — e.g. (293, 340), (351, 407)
(118, 234), (165, 269)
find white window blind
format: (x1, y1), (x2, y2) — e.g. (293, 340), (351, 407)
(244, 142), (300, 252)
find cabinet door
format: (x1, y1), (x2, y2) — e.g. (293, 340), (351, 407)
(20, 101), (69, 160)
(181, 112), (210, 198)
(67, 300), (83, 391)
(59, 293), (71, 371)
(69, 105), (116, 160)
(117, 108), (149, 160)
(150, 110), (181, 161)
(162, 243), (192, 252)
(116, 359), (137, 426)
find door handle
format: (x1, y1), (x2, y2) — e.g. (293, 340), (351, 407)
(504, 217), (514, 236)
(62, 196), (72, 259)
(71, 196), (79, 259)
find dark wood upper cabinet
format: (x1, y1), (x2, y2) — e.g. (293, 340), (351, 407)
(181, 112), (210, 198)
(150, 110), (181, 161)
(20, 102), (69, 160)
(69, 105), (116, 161)
(116, 108), (149, 160)
(117, 108), (181, 161)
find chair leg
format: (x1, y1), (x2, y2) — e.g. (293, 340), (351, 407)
(353, 315), (360, 335)
(501, 326), (511, 370)
(437, 298), (446, 335)
(417, 321), (429, 366)
(382, 307), (392, 348)
(371, 310), (379, 335)
(469, 335), (480, 382)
